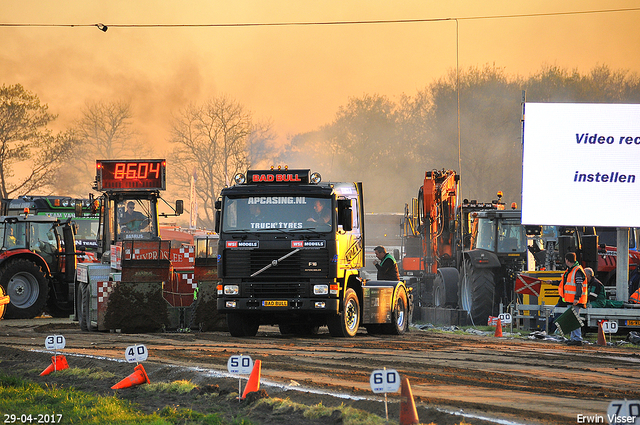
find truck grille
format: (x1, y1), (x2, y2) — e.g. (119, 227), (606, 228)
(224, 248), (330, 279)
(248, 282), (305, 297)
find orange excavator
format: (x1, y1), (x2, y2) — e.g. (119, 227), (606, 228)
(401, 169), (528, 324)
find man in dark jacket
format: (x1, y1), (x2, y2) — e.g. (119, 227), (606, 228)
(373, 246), (400, 281)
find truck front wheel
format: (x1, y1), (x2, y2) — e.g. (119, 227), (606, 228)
(0, 259), (49, 319)
(227, 312), (259, 337)
(328, 288), (360, 337)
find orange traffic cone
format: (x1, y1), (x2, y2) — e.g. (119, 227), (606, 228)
(241, 360), (261, 399)
(40, 355), (69, 376)
(399, 377), (419, 425)
(597, 321), (606, 346)
(494, 318), (503, 337)
(111, 364), (150, 389)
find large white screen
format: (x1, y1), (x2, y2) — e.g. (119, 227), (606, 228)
(522, 103), (640, 227)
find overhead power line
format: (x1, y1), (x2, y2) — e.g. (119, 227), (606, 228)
(1, 7), (639, 31)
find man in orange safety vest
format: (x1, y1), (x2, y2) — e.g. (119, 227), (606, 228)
(557, 252), (587, 346)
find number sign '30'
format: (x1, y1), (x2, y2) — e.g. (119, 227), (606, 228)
(45, 335), (66, 350)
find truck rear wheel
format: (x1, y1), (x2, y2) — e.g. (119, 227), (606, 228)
(0, 259), (49, 319)
(227, 313), (259, 337)
(328, 288), (360, 337)
(459, 259), (495, 325)
(434, 267), (459, 307)
(384, 287), (408, 335)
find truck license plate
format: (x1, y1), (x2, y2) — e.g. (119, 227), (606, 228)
(262, 300), (287, 307)
(627, 320), (640, 326)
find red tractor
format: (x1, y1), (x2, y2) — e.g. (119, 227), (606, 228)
(0, 215), (76, 319)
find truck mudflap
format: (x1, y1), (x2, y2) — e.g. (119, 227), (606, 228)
(362, 280), (412, 325)
(361, 280), (412, 335)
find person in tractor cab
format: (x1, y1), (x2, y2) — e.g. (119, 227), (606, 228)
(556, 252), (588, 346)
(6, 227), (17, 247)
(120, 201), (150, 232)
(373, 246), (400, 281)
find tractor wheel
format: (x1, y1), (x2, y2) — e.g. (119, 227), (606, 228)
(327, 288), (360, 337)
(458, 259), (496, 325)
(0, 259), (49, 319)
(433, 267), (459, 307)
(384, 287), (409, 335)
(45, 296), (73, 318)
(227, 313), (259, 337)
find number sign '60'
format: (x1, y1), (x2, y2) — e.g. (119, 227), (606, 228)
(125, 345), (148, 363)
(369, 369), (401, 394)
(227, 355), (253, 374)
(45, 335), (66, 350)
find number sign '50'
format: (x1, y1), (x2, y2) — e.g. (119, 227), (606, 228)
(369, 369), (401, 394)
(125, 345), (148, 363)
(227, 355), (253, 375)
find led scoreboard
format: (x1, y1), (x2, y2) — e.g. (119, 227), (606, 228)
(96, 159), (166, 191)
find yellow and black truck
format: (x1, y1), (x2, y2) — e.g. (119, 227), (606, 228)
(215, 167), (412, 337)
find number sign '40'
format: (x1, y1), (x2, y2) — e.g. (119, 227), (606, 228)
(369, 369), (401, 394)
(125, 345), (148, 363)
(227, 355), (253, 375)
(45, 335), (66, 350)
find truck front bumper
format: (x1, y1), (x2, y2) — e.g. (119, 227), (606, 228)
(217, 297), (340, 313)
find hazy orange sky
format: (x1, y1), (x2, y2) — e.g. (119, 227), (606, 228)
(3, 1), (640, 152)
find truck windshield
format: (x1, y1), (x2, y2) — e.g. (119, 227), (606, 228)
(222, 196), (332, 233)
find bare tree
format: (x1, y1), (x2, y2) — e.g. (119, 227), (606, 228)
(170, 95), (271, 229)
(56, 100), (150, 195)
(0, 84), (80, 199)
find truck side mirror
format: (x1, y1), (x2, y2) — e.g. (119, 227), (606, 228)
(214, 210), (221, 233)
(175, 200), (184, 215)
(342, 208), (352, 231)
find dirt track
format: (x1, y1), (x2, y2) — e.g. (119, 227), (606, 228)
(2, 317), (640, 425)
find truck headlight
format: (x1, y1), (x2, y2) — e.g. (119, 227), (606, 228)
(314, 284), (328, 295)
(226, 301), (237, 308)
(315, 302), (326, 309)
(224, 285), (239, 295)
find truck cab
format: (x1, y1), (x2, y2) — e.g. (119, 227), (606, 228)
(216, 168), (411, 337)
